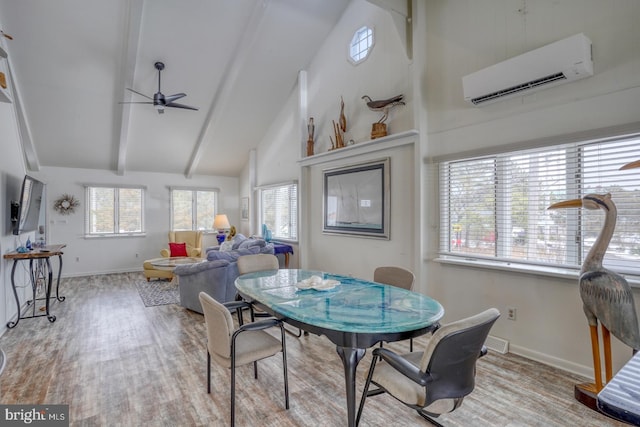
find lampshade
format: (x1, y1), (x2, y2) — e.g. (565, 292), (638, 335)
(213, 214), (230, 230)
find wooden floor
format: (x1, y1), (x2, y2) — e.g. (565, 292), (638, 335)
(0, 273), (626, 426)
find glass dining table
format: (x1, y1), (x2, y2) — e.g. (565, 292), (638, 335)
(235, 269), (444, 427)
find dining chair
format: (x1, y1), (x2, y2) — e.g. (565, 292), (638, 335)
(237, 254), (303, 337)
(356, 308), (500, 426)
(374, 266), (416, 351)
(199, 291), (289, 426)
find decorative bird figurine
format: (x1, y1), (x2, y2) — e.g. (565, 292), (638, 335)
(361, 94), (405, 123)
(548, 194), (640, 395)
(620, 159), (640, 170)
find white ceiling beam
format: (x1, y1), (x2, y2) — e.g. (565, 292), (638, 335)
(5, 55), (40, 172)
(185, 1), (270, 179)
(115, 0), (144, 176)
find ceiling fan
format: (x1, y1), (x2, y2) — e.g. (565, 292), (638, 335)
(121, 61), (198, 114)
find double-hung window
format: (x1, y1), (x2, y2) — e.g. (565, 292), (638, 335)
(439, 134), (640, 276)
(170, 188), (217, 231)
(85, 186), (144, 236)
(260, 182), (298, 242)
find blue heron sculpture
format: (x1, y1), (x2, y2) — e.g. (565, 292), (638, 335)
(548, 193), (640, 394)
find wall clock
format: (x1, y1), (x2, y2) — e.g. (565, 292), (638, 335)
(54, 194), (80, 215)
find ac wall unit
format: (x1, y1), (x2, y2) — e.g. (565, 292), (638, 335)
(463, 33), (593, 106)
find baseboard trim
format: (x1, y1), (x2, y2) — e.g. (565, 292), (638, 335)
(509, 343), (592, 379)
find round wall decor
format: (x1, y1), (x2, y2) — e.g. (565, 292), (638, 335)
(54, 194), (80, 215)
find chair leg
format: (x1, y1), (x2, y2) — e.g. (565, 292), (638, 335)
(254, 361), (258, 379)
(207, 351), (211, 394)
(356, 355), (379, 426)
(231, 348), (236, 427)
(280, 322), (290, 409)
(417, 410), (445, 427)
(410, 338), (413, 352)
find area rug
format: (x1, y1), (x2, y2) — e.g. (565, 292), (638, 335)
(134, 279), (180, 307)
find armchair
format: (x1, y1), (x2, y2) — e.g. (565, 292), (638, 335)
(357, 308), (500, 426)
(160, 230), (203, 258)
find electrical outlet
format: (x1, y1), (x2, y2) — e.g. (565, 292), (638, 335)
(507, 306), (517, 321)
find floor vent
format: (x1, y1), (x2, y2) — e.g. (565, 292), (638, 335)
(485, 335), (509, 354)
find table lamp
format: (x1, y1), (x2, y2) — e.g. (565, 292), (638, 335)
(213, 214), (230, 245)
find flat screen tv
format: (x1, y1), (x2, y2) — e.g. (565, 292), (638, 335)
(12, 175), (45, 235)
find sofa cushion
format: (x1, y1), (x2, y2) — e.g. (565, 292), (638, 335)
(169, 242), (188, 257)
(206, 246), (260, 262)
(231, 234), (247, 250)
(237, 238), (267, 250)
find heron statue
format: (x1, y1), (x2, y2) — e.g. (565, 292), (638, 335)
(548, 194), (640, 398)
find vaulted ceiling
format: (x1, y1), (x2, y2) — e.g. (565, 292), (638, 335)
(0, 0), (350, 177)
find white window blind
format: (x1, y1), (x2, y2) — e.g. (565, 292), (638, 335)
(170, 189), (217, 231)
(86, 186), (144, 236)
(439, 135), (640, 275)
(261, 183), (298, 241)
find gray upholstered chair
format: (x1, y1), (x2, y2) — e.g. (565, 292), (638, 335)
(374, 266), (416, 351)
(356, 308), (500, 426)
(199, 291), (289, 426)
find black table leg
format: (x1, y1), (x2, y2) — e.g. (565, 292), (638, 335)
(7, 261), (20, 329)
(55, 254), (65, 301)
(45, 257), (55, 322)
(336, 346), (366, 427)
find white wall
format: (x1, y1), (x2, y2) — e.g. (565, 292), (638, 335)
(252, 0), (417, 278)
(29, 167), (238, 277)
(422, 0), (640, 376)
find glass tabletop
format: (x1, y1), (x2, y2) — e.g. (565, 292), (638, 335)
(149, 257), (205, 269)
(235, 269), (444, 334)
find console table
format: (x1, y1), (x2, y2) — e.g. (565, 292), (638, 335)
(272, 242), (294, 268)
(3, 244), (66, 328)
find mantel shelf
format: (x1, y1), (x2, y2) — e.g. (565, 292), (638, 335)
(299, 129), (418, 167)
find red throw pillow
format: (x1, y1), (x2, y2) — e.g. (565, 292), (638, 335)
(169, 242), (188, 257)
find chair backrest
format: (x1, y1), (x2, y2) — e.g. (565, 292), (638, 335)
(237, 254), (279, 275)
(199, 292), (234, 359)
(418, 308), (500, 406)
(169, 230), (203, 249)
(373, 266), (415, 291)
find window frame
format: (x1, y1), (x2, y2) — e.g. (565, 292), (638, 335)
(437, 132), (640, 281)
(169, 187), (219, 232)
(348, 25), (374, 65)
(259, 181), (298, 243)
(85, 185), (145, 237)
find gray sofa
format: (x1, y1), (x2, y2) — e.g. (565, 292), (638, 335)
(174, 236), (274, 314)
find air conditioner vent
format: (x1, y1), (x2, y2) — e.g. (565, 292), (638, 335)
(463, 33), (593, 106)
(471, 72), (567, 105)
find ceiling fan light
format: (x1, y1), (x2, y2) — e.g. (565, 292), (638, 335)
(155, 104), (165, 114)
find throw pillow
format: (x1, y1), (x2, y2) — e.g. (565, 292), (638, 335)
(231, 233), (247, 250)
(207, 245), (260, 262)
(169, 242), (188, 257)
(238, 238), (266, 250)
(219, 240), (234, 252)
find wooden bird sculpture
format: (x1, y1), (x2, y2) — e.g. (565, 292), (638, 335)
(361, 94), (405, 123)
(620, 159), (640, 170)
(548, 193), (640, 395)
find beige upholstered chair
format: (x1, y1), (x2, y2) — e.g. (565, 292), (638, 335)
(237, 254), (303, 337)
(356, 308), (500, 426)
(160, 230), (203, 258)
(199, 291), (289, 426)
(373, 266), (415, 291)
(374, 266), (416, 350)
(237, 253), (279, 275)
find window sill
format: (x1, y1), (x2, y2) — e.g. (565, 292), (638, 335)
(84, 233), (146, 239)
(433, 256), (640, 288)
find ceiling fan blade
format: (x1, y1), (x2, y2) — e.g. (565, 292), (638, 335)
(119, 101), (153, 105)
(126, 87), (153, 100)
(166, 101), (198, 111)
(165, 93), (186, 103)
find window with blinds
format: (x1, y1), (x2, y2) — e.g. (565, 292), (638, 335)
(170, 189), (217, 231)
(86, 186), (144, 236)
(439, 135), (640, 275)
(260, 183), (298, 241)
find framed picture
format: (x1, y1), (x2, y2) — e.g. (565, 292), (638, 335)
(323, 158), (390, 239)
(240, 197), (249, 221)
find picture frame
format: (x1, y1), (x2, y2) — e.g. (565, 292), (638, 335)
(240, 197), (250, 221)
(323, 158), (390, 239)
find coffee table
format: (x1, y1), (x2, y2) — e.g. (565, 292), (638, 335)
(150, 256), (205, 270)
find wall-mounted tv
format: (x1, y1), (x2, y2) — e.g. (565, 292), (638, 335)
(12, 175), (45, 235)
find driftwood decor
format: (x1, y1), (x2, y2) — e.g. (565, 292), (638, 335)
(329, 97), (347, 151)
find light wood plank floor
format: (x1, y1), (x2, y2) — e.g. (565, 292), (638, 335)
(0, 273), (626, 426)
